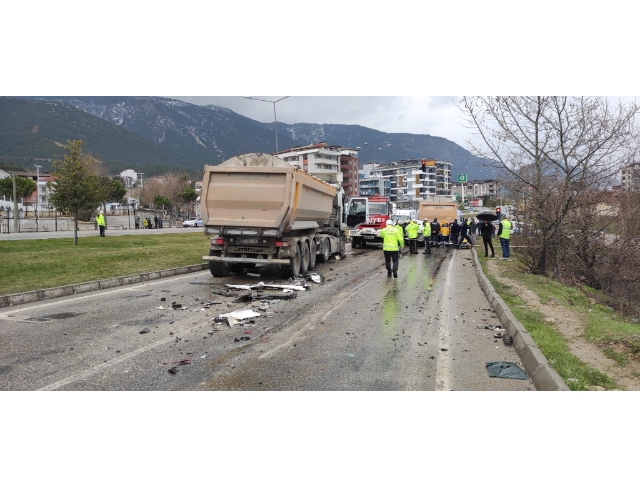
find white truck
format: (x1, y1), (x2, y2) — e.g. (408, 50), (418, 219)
(200, 153), (347, 278)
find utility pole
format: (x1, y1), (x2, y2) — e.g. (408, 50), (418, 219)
(35, 164), (42, 231)
(12, 172), (18, 232)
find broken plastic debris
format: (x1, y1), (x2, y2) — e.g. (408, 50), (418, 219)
(156, 306), (166, 310)
(215, 309), (261, 327)
(308, 273), (324, 284)
(139, 327), (151, 334)
(486, 361), (529, 380)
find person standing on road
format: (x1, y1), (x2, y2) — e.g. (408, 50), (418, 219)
(154, 216), (159, 229)
(406, 219), (419, 254)
(450, 219), (460, 249)
(441, 220), (450, 247)
(497, 215), (512, 259)
(135, 214), (140, 230)
(430, 218), (441, 248)
(422, 218), (432, 254)
(480, 220), (495, 257)
(380, 220), (404, 278)
(96, 210), (106, 237)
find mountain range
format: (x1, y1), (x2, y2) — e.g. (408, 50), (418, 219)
(1, 96), (493, 180)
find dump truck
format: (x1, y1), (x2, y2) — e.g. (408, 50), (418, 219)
(200, 153), (347, 278)
(418, 198), (458, 224)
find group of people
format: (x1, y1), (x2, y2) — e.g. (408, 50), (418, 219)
(134, 215), (163, 229)
(378, 215), (513, 278)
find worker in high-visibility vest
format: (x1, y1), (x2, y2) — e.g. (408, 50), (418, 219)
(380, 220), (404, 278)
(497, 215), (512, 259)
(441, 220), (450, 247)
(406, 219), (420, 254)
(422, 218), (432, 255)
(96, 211), (106, 237)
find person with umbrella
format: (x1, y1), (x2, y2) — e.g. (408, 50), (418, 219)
(480, 220), (495, 257)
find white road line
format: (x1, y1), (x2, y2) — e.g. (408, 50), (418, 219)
(0, 271), (210, 321)
(258, 268), (380, 360)
(435, 252), (456, 391)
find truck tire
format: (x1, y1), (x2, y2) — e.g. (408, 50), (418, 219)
(317, 237), (331, 263)
(309, 239), (317, 269)
(286, 243), (301, 278)
(351, 238), (359, 249)
(209, 250), (230, 277)
(300, 241), (310, 274)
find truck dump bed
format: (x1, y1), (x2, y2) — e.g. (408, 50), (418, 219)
(200, 153), (338, 233)
(418, 200), (458, 223)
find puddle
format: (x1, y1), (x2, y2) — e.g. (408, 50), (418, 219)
(26, 312), (86, 321)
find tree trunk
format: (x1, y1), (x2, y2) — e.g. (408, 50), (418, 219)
(74, 208), (78, 246)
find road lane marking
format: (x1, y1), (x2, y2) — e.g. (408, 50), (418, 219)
(0, 271), (210, 322)
(435, 252), (456, 391)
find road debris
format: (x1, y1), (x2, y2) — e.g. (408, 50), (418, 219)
(486, 361), (529, 380)
(226, 282), (307, 291)
(139, 327), (151, 334)
(168, 367), (178, 375)
(306, 273), (325, 284)
(502, 334), (513, 346)
(172, 302), (188, 310)
(215, 309), (261, 327)
(234, 336), (251, 342)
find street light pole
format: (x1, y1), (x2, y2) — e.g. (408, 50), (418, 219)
(34, 164), (42, 231)
(126, 177), (131, 229)
(244, 96), (289, 155)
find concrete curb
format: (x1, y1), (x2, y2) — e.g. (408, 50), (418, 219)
(471, 249), (569, 391)
(0, 263), (210, 308)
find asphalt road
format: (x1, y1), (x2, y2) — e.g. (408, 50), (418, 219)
(0, 244), (534, 391)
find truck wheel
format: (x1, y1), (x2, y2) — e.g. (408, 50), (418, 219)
(352, 238), (359, 249)
(229, 264), (244, 275)
(300, 241), (310, 274)
(286, 243), (301, 278)
(309, 239), (317, 269)
(317, 237), (331, 263)
(209, 250), (230, 277)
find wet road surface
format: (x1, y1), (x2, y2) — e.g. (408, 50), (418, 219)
(0, 244), (533, 390)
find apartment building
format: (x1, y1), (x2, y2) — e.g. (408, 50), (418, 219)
(452, 179), (500, 204)
(277, 142), (344, 186)
(621, 163), (640, 190)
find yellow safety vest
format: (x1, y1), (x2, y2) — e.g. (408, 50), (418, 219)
(499, 219), (511, 239)
(380, 227), (403, 251)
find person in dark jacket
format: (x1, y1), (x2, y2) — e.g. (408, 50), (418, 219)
(460, 218), (474, 246)
(430, 218), (441, 248)
(480, 220), (495, 257)
(450, 219), (460, 249)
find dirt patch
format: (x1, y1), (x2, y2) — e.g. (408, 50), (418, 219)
(487, 259), (640, 391)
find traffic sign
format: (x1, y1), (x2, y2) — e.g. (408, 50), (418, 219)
(458, 174), (467, 183)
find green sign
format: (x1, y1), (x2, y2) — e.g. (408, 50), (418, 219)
(458, 174), (467, 183)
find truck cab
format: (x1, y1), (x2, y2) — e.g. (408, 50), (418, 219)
(347, 195), (393, 248)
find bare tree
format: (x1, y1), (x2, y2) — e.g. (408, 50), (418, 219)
(461, 96), (639, 275)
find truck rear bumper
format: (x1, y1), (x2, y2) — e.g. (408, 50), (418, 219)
(202, 255), (290, 265)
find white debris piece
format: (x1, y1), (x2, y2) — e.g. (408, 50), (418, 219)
(226, 282), (306, 291)
(309, 273), (323, 284)
(215, 309), (261, 327)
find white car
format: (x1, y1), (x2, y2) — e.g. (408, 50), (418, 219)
(182, 218), (203, 227)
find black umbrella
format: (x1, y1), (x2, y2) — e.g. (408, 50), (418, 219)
(476, 212), (499, 222)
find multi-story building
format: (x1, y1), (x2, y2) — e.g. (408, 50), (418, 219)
(358, 158), (453, 205)
(452, 179), (500, 204)
(277, 142), (344, 185)
(621, 163), (640, 190)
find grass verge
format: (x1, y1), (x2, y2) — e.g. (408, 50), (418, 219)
(0, 233), (211, 296)
(477, 253), (619, 390)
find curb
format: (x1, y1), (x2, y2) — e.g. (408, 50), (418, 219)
(0, 263), (210, 308)
(471, 249), (570, 391)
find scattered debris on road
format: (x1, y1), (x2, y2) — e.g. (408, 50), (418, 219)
(215, 309), (261, 327)
(139, 327), (150, 334)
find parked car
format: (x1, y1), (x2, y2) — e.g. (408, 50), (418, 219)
(182, 217), (203, 227)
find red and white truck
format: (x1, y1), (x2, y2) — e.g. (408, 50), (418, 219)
(346, 194), (394, 248)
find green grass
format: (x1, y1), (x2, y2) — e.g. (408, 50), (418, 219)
(0, 233), (211, 295)
(477, 253), (620, 390)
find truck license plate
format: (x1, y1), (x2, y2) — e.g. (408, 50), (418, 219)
(364, 236), (374, 239)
